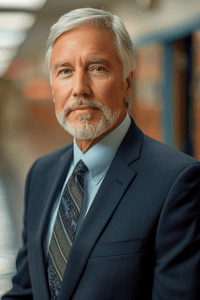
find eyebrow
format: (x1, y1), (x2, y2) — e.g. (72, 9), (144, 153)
(53, 62), (72, 73)
(88, 58), (108, 65)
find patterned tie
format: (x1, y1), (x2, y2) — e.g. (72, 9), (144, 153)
(47, 160), (88, 300)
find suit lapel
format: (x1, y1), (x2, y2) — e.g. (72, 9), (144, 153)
(58, 120), (144, 300)
(29, 145), (73, 300)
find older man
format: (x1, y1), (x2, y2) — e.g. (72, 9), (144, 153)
(3, 8), (200, 300)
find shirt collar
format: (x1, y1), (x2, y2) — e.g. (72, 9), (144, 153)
(73, 113), (131, 184)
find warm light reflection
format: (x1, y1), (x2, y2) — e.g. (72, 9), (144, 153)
(0, 0), (47, 10)
(0, 12), (36, 31)
(23, 78), (53, 100)
(5, 59), (27, 79)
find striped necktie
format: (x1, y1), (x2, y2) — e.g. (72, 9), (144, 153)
(47, 160), (88, 300)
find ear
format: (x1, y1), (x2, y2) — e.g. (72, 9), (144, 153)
(124, 71), (134, 100)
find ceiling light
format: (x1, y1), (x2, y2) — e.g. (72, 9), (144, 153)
(0, 12), (36, 30)
(0, 29), (26, 48)
(135, 0), (155, 9)
(0, 49), (18, 63)
(0, 0), (47, 10)
(0, 68), (8, 77)
(0, 60), (13, 77)
(0, 60), (12, 69)
(0, 69), (6, 77)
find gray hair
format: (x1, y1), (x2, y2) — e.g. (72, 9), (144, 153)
(46, 8), (136, 109)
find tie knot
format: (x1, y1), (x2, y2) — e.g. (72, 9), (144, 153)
(74, 160), (88, 176)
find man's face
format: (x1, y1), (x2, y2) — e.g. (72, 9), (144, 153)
(51, 26), (132, 140)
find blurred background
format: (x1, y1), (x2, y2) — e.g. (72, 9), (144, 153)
(1, 0), (200, 296)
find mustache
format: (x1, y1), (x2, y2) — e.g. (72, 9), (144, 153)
(61, 98), (104, 115)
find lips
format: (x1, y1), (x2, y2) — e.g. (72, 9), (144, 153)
(70, 106), (98, 111)
(63, 98), (102, 117)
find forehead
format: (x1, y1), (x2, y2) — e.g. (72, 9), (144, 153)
(51, 26), (120, 65)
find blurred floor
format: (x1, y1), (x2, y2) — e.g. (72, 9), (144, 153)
(0, 180), (18, 298)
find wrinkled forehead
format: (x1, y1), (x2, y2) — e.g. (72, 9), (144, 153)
(51, 26), (121, 65)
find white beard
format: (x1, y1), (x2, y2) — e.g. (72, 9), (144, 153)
(55, 98), (121, 140)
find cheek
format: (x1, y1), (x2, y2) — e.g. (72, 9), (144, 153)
(98, 80), (119, 100)
(54, 93), (68, 114)
(52, 89), (64, 112)
(105, 83), (124, 108)
(54, 102), (62, 114)
(52, 83), (71, 112)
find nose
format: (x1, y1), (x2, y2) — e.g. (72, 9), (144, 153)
(72, 70), (91, 98)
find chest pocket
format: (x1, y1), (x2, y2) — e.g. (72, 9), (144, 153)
(90, 238), (143, 258)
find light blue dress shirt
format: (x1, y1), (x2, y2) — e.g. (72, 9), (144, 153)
(44, 114), (131, 257)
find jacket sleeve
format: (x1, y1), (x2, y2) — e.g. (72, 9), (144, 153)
(152, 163), (200, 299)
(2, 161), (39, 300)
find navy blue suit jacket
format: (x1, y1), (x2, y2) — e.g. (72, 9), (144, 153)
(3, 119), (200, 300)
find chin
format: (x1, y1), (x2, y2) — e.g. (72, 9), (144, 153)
(64, 119), (108, 140)
(70, 109), (101, 124)
(56, 104), (122, 140)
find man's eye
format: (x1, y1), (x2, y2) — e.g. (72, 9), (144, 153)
(94, 67), (104, 71)
(60, 69), (71, 74)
